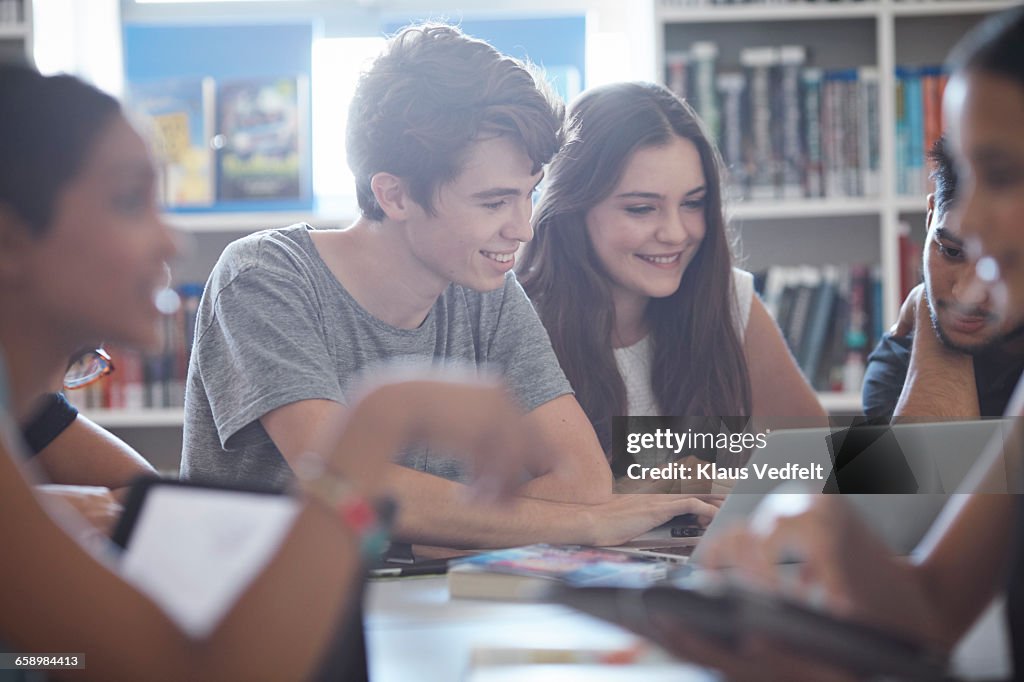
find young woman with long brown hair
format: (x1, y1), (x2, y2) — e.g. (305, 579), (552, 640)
(519, 82), (825, 462)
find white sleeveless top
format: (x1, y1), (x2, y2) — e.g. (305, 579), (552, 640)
(613, 268), (754, 416)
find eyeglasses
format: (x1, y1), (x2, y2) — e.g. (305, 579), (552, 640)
(64, 348), (115, 390)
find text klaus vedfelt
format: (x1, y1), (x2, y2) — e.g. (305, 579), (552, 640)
(623, 429), (824, 481)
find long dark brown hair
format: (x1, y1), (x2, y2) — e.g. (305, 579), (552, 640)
(518, 82), (751, 451)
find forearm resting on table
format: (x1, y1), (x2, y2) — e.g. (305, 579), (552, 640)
(382, 463), (596, 548)
(514, 459), (612, 504)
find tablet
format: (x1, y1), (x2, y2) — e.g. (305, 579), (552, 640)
(547, 580), (949, 680)
(112, 477), (299, 637)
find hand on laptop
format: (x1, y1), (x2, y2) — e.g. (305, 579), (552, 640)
(696, 493), (952, 649)
(580, 494), (722, 547)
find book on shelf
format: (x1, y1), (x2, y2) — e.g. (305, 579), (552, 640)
(756, 264), (882, 393)
(666, 51), (690, 102)
(896, 65), (948, 197)
(741, 46), (779, 200)
(215, 75), (310, 203)
(448, 544), (672, 602)
(690, 41), (720, 143)
(717, 71), (747, 193)
(670, 40), (880, 201)
(125, 74), (312, 210)
(66, 284), (204, 413)
(779, 45), (807, 200)
(127, 77), (217, 208)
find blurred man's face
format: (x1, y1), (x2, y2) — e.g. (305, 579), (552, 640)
(924, 197), (1015, 353)
(945, 70), (1024, 328)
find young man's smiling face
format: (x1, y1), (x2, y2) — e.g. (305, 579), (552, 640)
(399, 135), (543, 293)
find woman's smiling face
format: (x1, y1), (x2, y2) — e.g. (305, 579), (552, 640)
(584, 135), (707, 311)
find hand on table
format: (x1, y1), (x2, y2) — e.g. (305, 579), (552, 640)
(642, 492), (953, 680)
(36, 484), (123, 536)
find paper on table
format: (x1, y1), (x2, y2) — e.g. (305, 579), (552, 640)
(118, 487), (299, 637)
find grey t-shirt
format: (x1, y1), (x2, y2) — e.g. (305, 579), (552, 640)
(180, 224), (572, 489)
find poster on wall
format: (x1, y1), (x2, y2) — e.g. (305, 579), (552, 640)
(214, 75), (311, 203)
(128, 77), (216, 208)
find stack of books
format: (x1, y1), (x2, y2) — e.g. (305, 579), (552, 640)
(448, 545), (673, 602)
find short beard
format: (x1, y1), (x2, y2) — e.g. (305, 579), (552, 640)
(928, 291), (1024, 356)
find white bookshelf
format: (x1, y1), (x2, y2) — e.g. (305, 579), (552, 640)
(655, 0), (1020, 325)
(82, 397), (866, 427)
(655, 0), (1020, 412)
(83, 408), (185, 428)
(165, 211), (351, 234)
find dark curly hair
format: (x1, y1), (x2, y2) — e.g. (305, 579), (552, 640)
(0, 65), (120, 236)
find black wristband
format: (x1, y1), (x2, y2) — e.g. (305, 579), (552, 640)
(22, 392), (78, 456)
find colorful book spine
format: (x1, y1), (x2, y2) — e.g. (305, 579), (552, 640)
(665, 51), (690, 101)
(858, 66), (880, 197)
(906, 68), (925, 196)
(895, 68), (909, 196)
(779, 46), (807, 200)
(802, 67), (824, 199)
(717, 72), (747, 196)
(741, 46), (780, 200)
(691, 42), (720, 143)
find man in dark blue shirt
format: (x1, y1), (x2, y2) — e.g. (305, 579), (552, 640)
(863, 136), (1024, 420)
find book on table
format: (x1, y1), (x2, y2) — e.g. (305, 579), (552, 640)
(447, 544), (674, 602)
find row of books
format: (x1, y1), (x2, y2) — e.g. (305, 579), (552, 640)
(0, 0), (25, 24)
(126, 75), (311, 209)
(65, 284), (203, 412)
(668, 43), (881, 200)
(754, 264), (884, 393)
(895, 65), (948, 197)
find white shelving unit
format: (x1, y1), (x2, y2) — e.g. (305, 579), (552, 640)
(83, 408), (185, 428)
(165, 211), (351, 234)
(655, 0), (1021, 413)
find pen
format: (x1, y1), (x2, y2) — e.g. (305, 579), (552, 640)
(369, 562), (450, 578)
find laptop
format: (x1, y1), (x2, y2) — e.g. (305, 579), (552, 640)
(692, 419), (1013, 562)
(609, 419), (1012, 563)
(113, 477), (370, 681)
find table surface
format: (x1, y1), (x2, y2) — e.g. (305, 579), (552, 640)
(365, 576), (1011, 682)
(365, 576), (713, 682)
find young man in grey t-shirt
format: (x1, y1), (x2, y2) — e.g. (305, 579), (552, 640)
(181, 24), (716, 548)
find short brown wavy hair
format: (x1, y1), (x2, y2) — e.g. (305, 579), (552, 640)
(346, 23), (565, 220)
